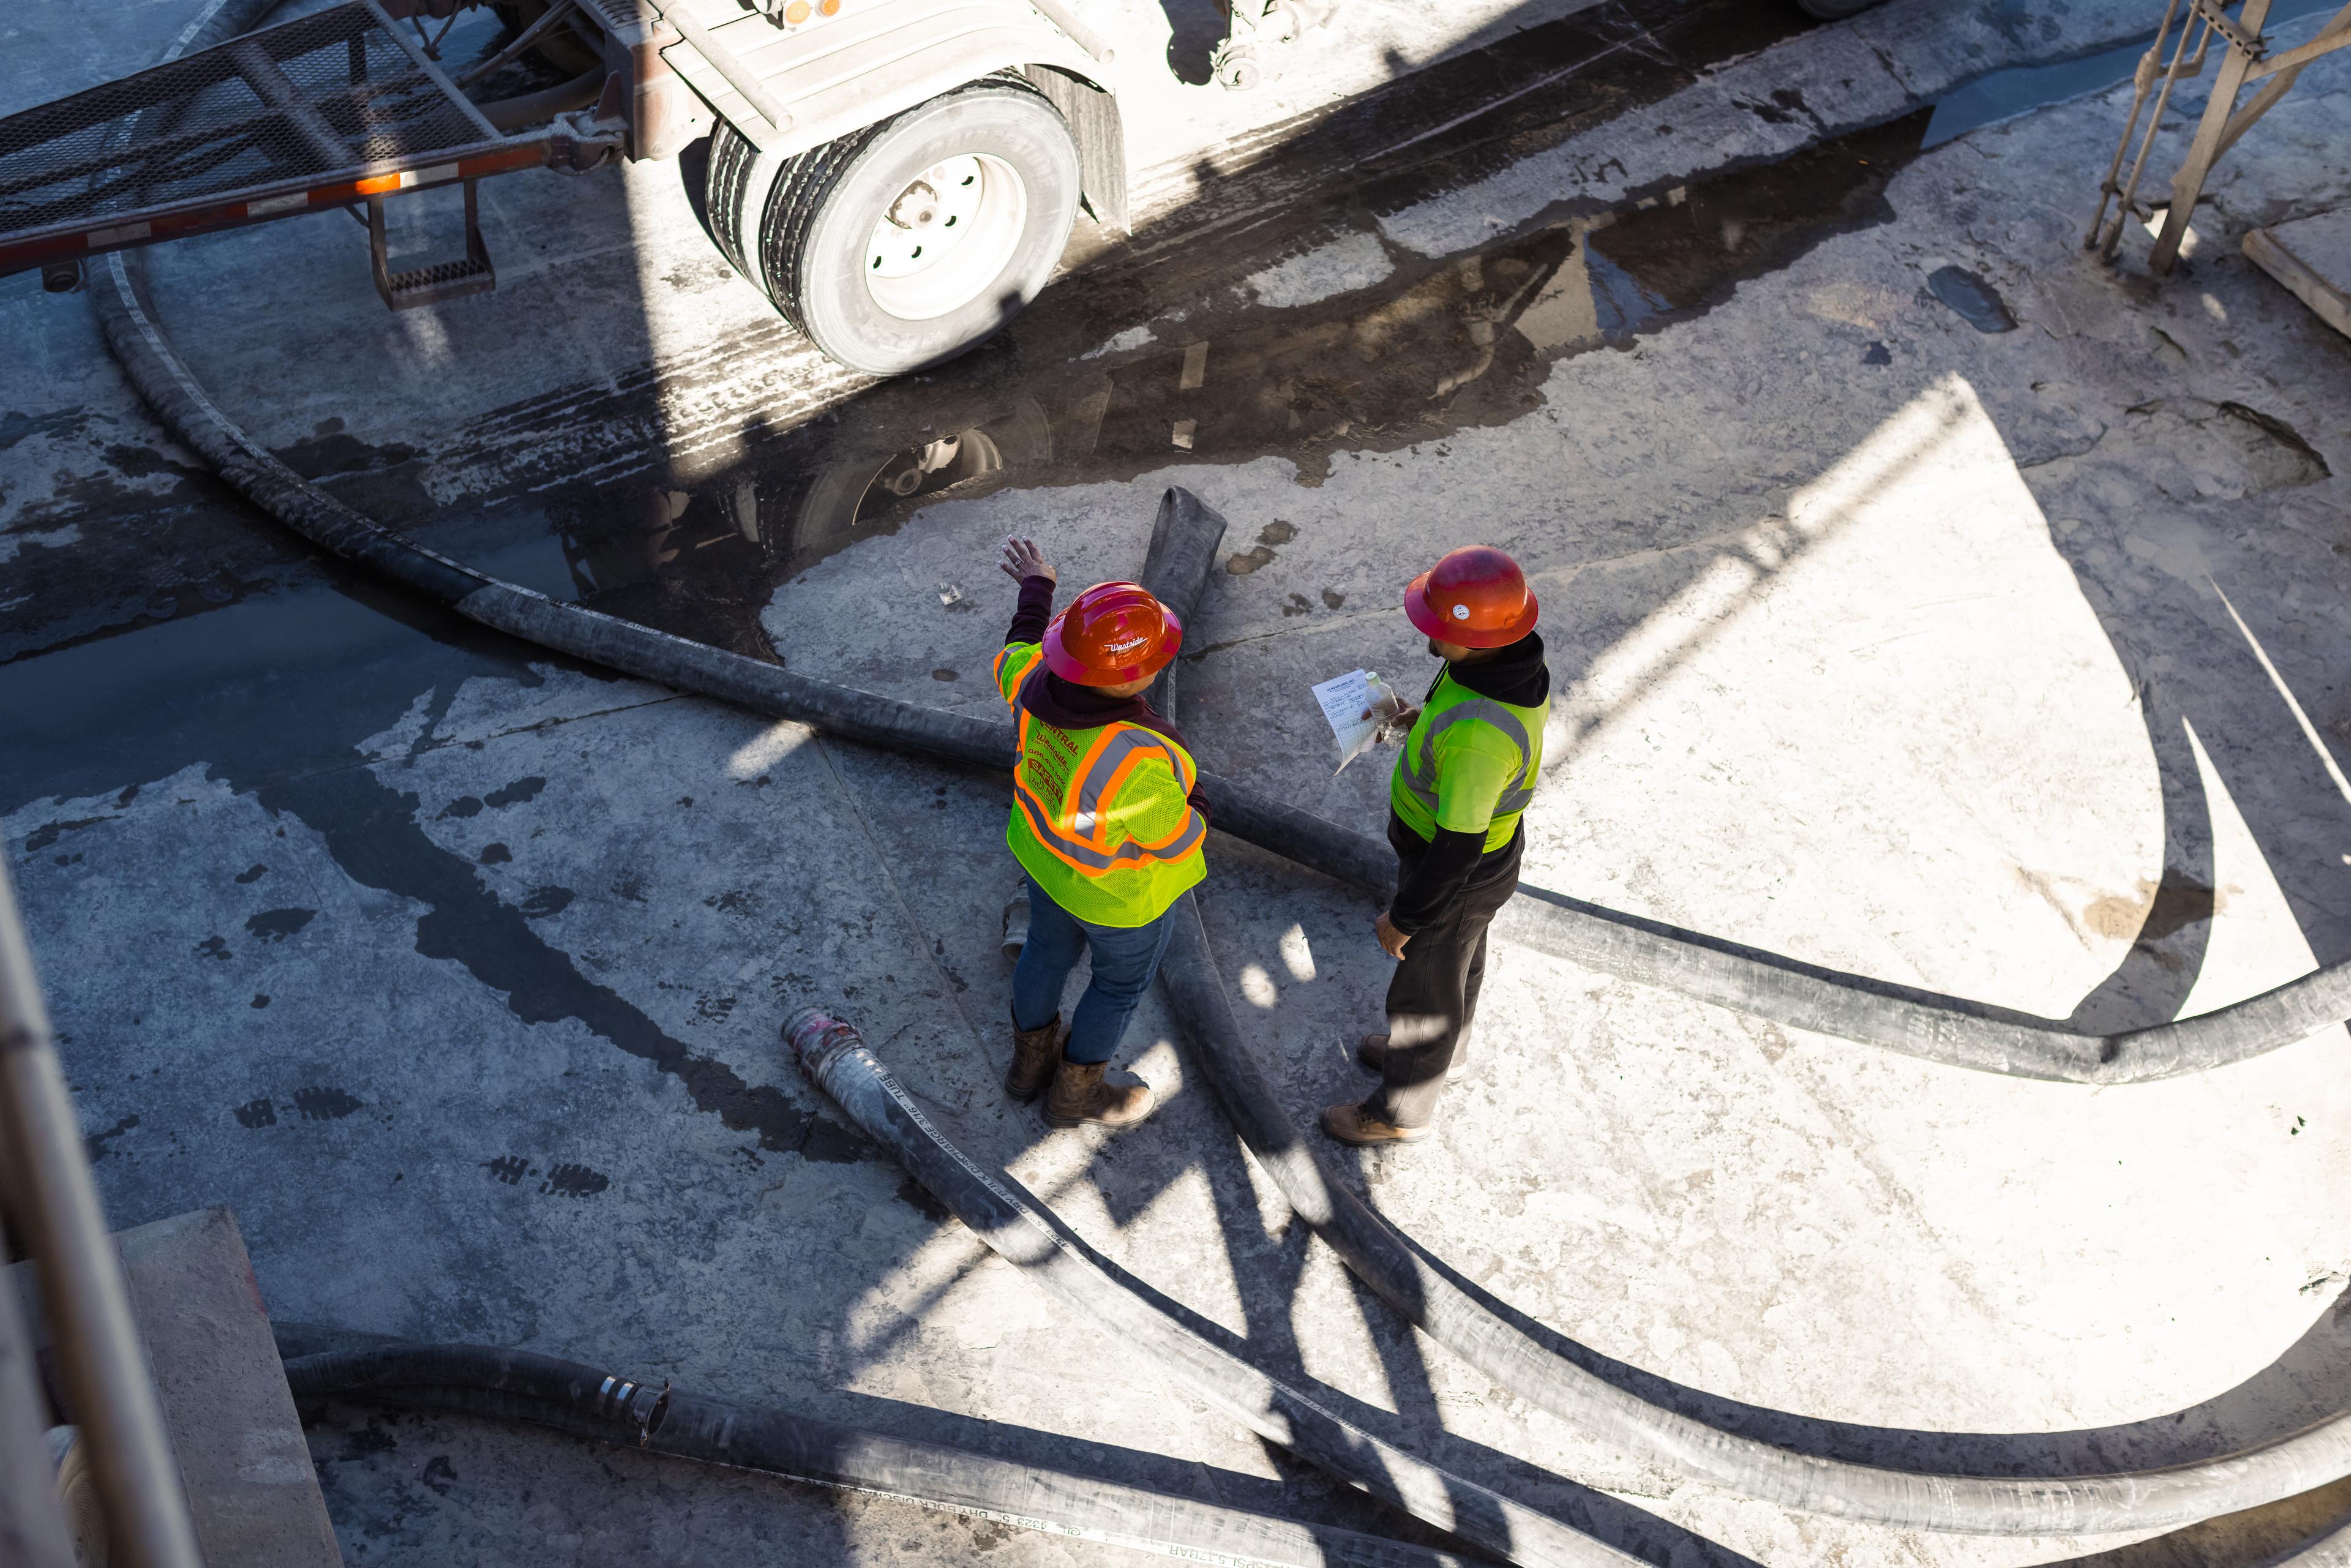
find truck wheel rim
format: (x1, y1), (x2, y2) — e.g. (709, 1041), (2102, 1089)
(863, 154), (1027, 323)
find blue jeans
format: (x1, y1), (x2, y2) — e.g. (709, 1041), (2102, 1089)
(1010, 878), (1177, 1065)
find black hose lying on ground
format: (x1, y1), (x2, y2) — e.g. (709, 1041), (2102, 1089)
(1131, 506), (2351, 1536)
(92, 254), (2351, 1532)
(478, 66), (607, 132)
(280, 1335), (1489, 1568)
(84, 1), (2351, 1537)
(784, 1008), (1642, 1568)
(1157, 890), (2351, 1534)
(89, 247), (2350, 1087)
(2272, 1520), (2351, 1566)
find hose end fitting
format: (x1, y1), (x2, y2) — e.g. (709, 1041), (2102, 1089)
(785, 1006), (863, 1081)
(593, 1372), (671, 1442)
(634, 1379), (671, 1443)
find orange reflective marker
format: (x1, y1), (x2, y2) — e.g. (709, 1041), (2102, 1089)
(817, 0), (841, 14)
(783, 0), (811, 20)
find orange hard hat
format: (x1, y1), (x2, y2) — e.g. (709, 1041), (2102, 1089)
(1043, 581), (1183, 686)
(1404, 546), (1539, 648)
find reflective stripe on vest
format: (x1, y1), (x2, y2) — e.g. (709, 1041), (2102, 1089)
(994, 643), (1043, 707)
(1394, 697), (1538, 818)
(1010, 668), (1203, 877)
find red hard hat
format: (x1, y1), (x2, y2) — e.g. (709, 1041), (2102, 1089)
(1404, 546), (1539, 648)
(1043, 582), (1183, 686)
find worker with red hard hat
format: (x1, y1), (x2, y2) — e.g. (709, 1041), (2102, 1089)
(991, 536), (1207, 1130)
(1324, 544), (1550, 1147)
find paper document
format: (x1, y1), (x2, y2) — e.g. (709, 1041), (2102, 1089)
(1312, 669), (1404, 774)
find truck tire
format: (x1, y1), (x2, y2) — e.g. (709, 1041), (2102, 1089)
(704, 120), (776, 284)
(751, 78), (1082, 375)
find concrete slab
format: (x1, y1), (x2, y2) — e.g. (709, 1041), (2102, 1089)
(6, 4), (2351, 1567)
(9, 1208), (342, 1568)
(2246, 208), (2351, 339)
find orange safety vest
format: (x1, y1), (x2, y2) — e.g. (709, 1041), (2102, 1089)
(992, 642), (1206, 927)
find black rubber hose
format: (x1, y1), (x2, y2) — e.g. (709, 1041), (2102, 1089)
(81, 1), (2351, 1536)
(283, 1339), (1484, 1568)
(87, 248), (2351, 1531)
(1153, 892), (2351, 1532)
(783, 1007), (1644, 1568)
(1123, 483), (2351, 1536)
(478, 66), (607, 132)
(2270, 1519), (2351, 1566)
(83, 242), (2348, 1085)
(1138, 482), (1228, 721)
(1485, 891), (2351, 1086)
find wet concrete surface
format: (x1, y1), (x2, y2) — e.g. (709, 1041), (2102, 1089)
(514, 111), (1948, 661)
(7, 1), (2351, 1566)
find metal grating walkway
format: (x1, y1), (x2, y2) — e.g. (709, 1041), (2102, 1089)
(0, 1), (501, 247)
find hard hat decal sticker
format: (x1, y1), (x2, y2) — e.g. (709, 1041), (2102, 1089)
(1452, 603), (1469, 620)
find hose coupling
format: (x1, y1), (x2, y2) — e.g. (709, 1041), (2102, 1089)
(594, 1372), (671, 1441)
(785, 1007), (864, 1084)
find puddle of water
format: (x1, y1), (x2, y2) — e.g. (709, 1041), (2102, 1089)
(1925, 265), (2017, 334)
(1921, 0), (2344, 148)
(513, 110), (1930, 653)
(6, 2), (1886, 692)
(0, 567), (535, 815)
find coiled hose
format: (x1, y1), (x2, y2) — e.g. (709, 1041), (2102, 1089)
(83, 0), (2351, 1541)
(279, 1334), (1486, 1568)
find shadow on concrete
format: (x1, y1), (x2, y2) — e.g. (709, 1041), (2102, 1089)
(9, 0), (2351, 1562)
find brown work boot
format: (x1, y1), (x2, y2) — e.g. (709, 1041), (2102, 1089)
(1044, 1059), (1157, 1129)
(1353, 1033), (1389, 1075)
(1005, 1011), (1063, 1103)
(1320, 1101), (1430, 1146)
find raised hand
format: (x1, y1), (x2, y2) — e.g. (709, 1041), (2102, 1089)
(999, 536), (1057, 585)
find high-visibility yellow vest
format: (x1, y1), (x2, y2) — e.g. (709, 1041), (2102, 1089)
(1389, 668), (1548, 852)
(992, 643), (1206, 927)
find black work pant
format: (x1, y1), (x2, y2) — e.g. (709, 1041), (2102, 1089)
(1370, 813), (1524, 1130)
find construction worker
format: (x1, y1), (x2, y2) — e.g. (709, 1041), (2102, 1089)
(1324, 546), (1549, 1147)
(994, 536), (1206, 1130)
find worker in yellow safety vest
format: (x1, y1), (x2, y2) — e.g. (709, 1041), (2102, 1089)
(992, 536), (1207, 1130)
(1324, 545), (1550, 1147)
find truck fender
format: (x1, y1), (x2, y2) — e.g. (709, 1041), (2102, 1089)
(1022, 64), (1126, 233)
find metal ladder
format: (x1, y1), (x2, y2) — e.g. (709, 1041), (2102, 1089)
(2087, 0), (2351, 271)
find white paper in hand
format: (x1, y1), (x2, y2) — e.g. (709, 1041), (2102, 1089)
(1313, 669), (1403, 774)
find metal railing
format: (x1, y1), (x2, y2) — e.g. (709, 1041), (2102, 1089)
(2088, 0), (2351, 270)
(0, 856), (204, 1568)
